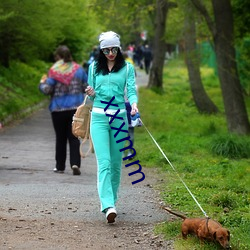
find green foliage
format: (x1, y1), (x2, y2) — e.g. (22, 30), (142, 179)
(0, 60), (49, 122)
(210, 191), (238, 209)
(236, 37), (250, 95)
(0, 0), (100, 66)
(165, 0), (213, 45)
(165, 2), (184, 44)
(136, 58), (250, 249)
(92, 0), (156, 46)
(232, 0), (250, 39)
(210, 134), (250, 159)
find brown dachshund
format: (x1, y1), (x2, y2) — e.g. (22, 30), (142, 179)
(162, 207), (231, 249)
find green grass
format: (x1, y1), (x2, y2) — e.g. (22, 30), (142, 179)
(0, 60), (50, 123)
(134, 58), (250, 250)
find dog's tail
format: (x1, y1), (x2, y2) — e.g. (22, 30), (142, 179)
(162, 206), (187, 220)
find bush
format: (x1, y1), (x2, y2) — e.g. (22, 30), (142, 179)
(0, 60), (49, 123)
(210, 191), (237, 209)
(210, 135), (250, 159)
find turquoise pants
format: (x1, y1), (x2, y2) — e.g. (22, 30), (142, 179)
(90, 110), (128, 212)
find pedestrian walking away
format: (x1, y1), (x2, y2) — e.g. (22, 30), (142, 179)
(39, 45), (88, 176)
(85, 31), (138, 223)
(143, 44), (153, 75)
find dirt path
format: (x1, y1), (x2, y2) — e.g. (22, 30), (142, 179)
(0, 70), (173, 250)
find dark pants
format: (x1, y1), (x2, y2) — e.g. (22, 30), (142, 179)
(144, 59), (151, 74)
(51, 110), (80, 171)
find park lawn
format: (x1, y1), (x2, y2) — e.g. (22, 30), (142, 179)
(134, 58), (250, 250)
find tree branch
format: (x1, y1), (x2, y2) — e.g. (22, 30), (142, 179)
(190, 0), (216, 37)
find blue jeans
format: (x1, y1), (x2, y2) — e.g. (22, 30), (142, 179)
(90, 110), (128, 212)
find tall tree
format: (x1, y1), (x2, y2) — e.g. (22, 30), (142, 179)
(91, 0), (155, 48)
(184, 1), (218, 114)
(0, 0), (97, 66)
(148, 0), (176, 89)
(191, 0), (250, 134)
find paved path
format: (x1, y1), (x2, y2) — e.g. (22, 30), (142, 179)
(0, 71), (172, 249)
(135, 68), (149, 88)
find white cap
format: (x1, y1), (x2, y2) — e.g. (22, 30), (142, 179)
(99, 31), (121, 49)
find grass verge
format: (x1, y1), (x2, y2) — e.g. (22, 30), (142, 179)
(134, 58), (250, 250)
(0, 60), (50, 125)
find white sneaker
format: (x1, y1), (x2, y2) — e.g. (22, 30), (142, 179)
(127, 151), (133, 157)
(53, 168), (64, 173)
(105, 207), (117, 223)
(127, 151), (134, 160)
(72, 165), (81, 175)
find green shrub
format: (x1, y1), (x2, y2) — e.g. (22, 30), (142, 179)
(201, 121), (217, 136)
(210, 191), (237, 209)
(210, 135), (250, 158)
(0, 60), (49, 122)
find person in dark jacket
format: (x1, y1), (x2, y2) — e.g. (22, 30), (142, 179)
(143, 44), (152, 74)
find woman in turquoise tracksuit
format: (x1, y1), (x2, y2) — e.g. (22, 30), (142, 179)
(86, 31), (138, 223)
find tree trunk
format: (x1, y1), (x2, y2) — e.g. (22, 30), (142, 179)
(184, 4), (218, 114)
(212, 0), (250, 134)
(147, 0), (169, 89)
(191, 0), (250, 134)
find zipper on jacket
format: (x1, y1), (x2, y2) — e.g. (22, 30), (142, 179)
(108, 72), (111, 98)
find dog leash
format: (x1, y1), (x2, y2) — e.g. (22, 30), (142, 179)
(139, 118), (209, 218)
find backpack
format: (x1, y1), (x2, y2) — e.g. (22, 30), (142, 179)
(72, 95), (93, 158)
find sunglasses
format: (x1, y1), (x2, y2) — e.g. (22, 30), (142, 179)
(102, 47), (119, 55)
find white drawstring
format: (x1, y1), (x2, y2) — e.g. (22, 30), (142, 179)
(92, 107), (126, 114)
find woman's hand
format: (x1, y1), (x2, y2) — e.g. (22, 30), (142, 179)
(85, 86), (95, 97)
(131, 103), (138, 116)
(40, 74), (47, 83)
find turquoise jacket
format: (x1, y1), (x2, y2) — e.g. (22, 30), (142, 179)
(87, 62), (138, 110)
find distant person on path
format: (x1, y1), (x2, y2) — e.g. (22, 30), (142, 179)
(143, 44), (152, 74)
(85, 31), (138, 223)
(88, 46), (99, 64)
(84, 46), (100, 72)
(134, 44), (144, 69)
(39, 45), (88, 175)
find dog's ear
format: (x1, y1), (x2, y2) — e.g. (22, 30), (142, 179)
(227, 230), (230, 240)
(213, 231), (217, 240)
